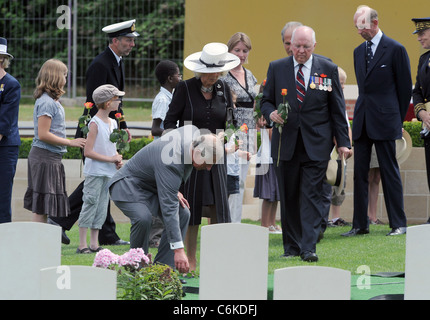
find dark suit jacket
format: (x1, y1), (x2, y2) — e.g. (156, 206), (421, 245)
(75, 47), (127, 138)
(352, 34), (412, 141)
(261, 55), (350, 162)
(0, 73), (21, 146)
(412, 50), (430, 112)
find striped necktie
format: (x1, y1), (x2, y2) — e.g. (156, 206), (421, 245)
(366, 41), (373, 70)
(296, 64), (305, 107)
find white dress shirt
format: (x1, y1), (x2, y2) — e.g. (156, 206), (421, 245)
(109, 46), (122, 66)
(293, 55), (313, 90)
(368, 29), (383, 55)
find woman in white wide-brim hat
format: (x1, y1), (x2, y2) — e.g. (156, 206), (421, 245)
(164, 42), (240, 271)
(0, 37), (21, 223)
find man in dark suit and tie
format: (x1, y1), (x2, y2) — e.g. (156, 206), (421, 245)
(83, 19), (138, 137)
(342, 6), (412, 237)
(49, 20), (139, 245)
(261, 26), (351, 262)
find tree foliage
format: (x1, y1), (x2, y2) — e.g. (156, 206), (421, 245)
(0, 0), (185, 97)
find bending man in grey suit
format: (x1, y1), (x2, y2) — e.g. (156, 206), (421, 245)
(108, 125), (224, 273)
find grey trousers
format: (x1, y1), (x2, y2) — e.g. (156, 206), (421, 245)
(113, 200), (190, 269)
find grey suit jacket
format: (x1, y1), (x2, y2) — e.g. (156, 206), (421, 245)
(108, 125), (198, 245)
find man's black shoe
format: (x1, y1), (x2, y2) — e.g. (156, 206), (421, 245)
(341, 228), (369, 237)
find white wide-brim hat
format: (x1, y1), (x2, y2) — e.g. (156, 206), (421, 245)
(396, 130), (412, 165)
(184, 42), (240, 73)
(0, 37), (13, 59)
(326, 149), (346, 196)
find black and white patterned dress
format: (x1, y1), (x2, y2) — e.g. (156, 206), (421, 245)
(222, 67), (257, 153)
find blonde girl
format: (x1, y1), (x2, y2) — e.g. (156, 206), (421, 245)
(24, 59), (86, 223)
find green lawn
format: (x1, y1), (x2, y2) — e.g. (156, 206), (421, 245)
(61, 219), (406, 275)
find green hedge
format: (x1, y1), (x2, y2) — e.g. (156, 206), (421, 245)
(403, 121), (424, 148)
(17, 121), (424, 159)
(19, 136), (154, 159)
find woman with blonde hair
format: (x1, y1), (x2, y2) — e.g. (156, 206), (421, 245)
(24, 59), (86, 223)
(222, 32), (258, 223)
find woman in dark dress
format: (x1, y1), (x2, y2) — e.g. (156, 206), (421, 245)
(164, 42), (240, 271)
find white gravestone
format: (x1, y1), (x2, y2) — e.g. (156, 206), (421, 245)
(273, 266), (351, 300)
(39, 265), (117, 300)
(0, 222), (61, 299)
(404, 224), (430, 300)
(199, 223), (269, 300)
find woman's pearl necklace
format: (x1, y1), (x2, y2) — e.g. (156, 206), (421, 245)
(201, 86), (213, 93)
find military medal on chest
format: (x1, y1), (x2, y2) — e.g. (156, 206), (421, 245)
(309, 76), (316, 89)
(318, 77), (324, 90)
(327, 79), (332, 92)
(311, 73), (332, 91)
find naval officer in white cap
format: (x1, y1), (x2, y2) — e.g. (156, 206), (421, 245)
(48, 20), (139, 246)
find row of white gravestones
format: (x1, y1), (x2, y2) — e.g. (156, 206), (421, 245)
(199, 223), (430, 300)
(199, 223), (351, 300)
(0, 222), (116, 300)
(1, 222), (427, 300)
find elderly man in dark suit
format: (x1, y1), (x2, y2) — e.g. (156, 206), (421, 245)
(261, 26), (351, 262)
(49, 20), (139, 245)
(342, 6), (412, 237)
(108, 125), (224, 272)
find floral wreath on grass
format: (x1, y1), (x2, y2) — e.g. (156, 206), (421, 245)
(93, 248), (183, 300)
